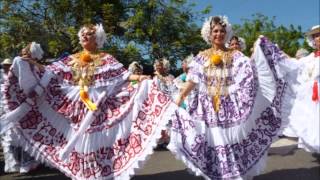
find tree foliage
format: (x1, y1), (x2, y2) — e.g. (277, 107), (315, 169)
(0, 0), (128, 57)
(233, 13), (305, 57)
(0, 1), (312, 71)
(0, 0), (209, 71)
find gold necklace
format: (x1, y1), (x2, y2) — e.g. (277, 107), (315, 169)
(70, 51), (103, 86)
(68, 51), (103, 111)
(201, 48), (233, 112)
(154, 71), (170, 84)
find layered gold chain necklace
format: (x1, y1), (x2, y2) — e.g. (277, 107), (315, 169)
(69, 50), (103, 111)
(154, 71), (170, 84)
(202, 48), (233, 112)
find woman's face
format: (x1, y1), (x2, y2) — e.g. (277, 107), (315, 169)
(155, 62), (165, 74)
(21, 44), (31, 58)
(133, 69), (143, 75)
(229, 39), (241, 51)
(313, 32), (320, 50)
(211, 24), (226, 46)
(2, 64), (11, 74)
(80, 27), (97, 50)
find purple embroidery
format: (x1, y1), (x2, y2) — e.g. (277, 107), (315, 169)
(171, 39), (287, 179)
(187, 53), (258, 128)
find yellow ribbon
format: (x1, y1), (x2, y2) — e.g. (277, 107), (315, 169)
(79, 89), (97, 111)
(213, 94), (220, 112)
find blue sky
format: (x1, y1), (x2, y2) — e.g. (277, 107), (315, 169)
(192, 0), (319, 32)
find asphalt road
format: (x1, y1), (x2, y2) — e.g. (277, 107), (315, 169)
(0, 139), (319, 180)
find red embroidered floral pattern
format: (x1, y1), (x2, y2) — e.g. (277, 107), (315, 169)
(43, 56), (131, 129)
(3, 71), (27, 110)
(5, 60), (172, 180)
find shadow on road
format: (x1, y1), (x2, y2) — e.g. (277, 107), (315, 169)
(0, 165), (68, 180)
(254, 167), (320, 180)
(268, 145), (298, 156)
(133, 167), (320, 180)
(132, 169), (204, 180)
(312, 153), (320, 163)
(1, 166), (320, 180)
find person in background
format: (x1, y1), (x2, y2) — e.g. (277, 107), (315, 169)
(153, 58), (176, 96)
(226, 35), (246, 52)
(173, 54), (196, 110)
(1, 58), (12, 75)
(153, 58), (176, 148)
(1, 43), (43, 173)
(128, 61), (143, 86)
(0, 58), (19, 173)
(282, 25), (320, 153)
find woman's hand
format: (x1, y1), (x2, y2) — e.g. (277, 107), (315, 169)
(128, 74), (150, 82)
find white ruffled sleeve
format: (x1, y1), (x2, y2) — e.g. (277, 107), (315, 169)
(12, 57), (40, 95)
(186, 56), (205, 84)
(251, 41), (276, 101)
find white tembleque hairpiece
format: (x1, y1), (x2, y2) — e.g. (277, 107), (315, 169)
(77, 24), (107, 49)
(201, 15), (233, 45)
(95, 24), (107, 49)
(154, 58), (170, 71)
(30, 42), (44, 60)
(128, 61), (143, 73)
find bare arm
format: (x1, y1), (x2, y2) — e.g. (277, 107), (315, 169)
(21, 56), (45, 71)
(175, 80), (196, 106)
(128, 74), (150, 82)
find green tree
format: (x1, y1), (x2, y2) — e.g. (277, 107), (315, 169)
(0, 0), (209, 71)
(0, 0), (127, 57)
(119, 0), (209, 66)
(233, 13), (304, 57)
